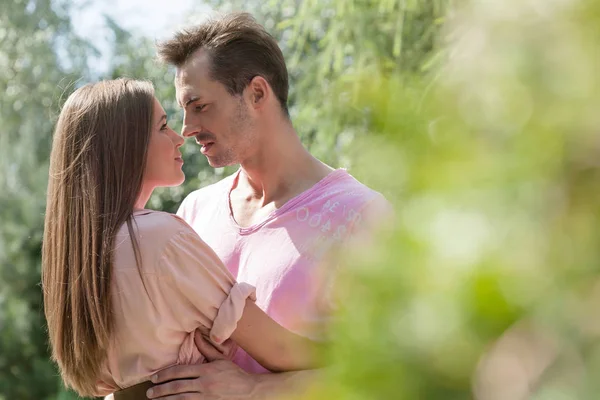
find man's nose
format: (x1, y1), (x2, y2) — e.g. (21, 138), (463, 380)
(181, 113), (199, 138)
(181, 124), (197, 138)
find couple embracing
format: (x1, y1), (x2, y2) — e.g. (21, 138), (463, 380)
(42, 12), (390, 400)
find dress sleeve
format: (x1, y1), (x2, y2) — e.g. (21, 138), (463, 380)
(157, 222), (256, 344)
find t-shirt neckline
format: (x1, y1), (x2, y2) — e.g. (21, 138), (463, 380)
(225, 168), (348, 234)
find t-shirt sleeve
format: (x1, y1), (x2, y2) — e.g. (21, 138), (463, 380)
(157, 222), (256, 344)
(348, 192), (395, 241)
(317, 193), (394, 323)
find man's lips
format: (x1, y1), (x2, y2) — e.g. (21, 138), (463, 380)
(200, 142), (214, 155)
(194, 133), (216, 155)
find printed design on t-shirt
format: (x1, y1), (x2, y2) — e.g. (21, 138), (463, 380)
(294, 193), (365, 261)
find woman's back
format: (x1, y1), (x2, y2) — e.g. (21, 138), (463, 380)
(97, 210), (252, 395)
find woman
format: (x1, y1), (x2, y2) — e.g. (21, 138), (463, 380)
(42, 78), (318, 398)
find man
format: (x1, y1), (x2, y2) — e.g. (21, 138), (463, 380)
(147, 12), (391, 399)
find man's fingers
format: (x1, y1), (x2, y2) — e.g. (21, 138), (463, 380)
(153, 394), (202, 400)
(151, 365), (208, 383)
(146, 378), (202, 399)
(194, 331), (227, 361)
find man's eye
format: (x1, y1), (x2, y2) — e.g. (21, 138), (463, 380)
(195, 104), (206, 111)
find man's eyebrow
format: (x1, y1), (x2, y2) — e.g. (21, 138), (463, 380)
(183, 96), (200, 108)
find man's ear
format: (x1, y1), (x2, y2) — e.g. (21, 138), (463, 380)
(246, 76), (270, 109)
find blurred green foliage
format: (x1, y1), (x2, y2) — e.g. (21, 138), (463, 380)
(312, 1), (600, 399)
(3, 0), (600, 399)
(205, 0), (447, 168)
(0, 0), (94, 398)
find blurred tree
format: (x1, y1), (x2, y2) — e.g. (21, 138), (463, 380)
(299, 1), (600, 399)
(0, 0), (93, 399)
(13, 0), (600, 399)
(201, 0), (448, 169)
(173, 1), (600, 399)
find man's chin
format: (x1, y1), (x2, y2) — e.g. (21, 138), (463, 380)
(206, 156), (236, 169)
(206, 158), (228, 169)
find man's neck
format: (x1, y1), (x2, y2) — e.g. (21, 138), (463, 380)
(236, 124), (333, 207)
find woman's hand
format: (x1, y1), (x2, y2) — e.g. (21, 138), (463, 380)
(194, 330), (238, 362)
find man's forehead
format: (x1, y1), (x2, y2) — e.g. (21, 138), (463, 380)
(175, 48), (210, 80)
(175, 68), (203, 98)
(175, 83), (203, 105)
(188, 47), (211, 68)
(174, 67), (196, 86)
(175, 57), (210, 98)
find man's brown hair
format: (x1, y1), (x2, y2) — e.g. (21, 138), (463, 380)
(157, 12), (289, 115)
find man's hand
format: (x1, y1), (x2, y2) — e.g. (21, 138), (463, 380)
(146, 331), (254, 399)
(146, 331), (317, 400)
(147, 359), (259, 400)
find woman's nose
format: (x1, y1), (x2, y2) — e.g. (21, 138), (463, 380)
(171, 128), (185, 147)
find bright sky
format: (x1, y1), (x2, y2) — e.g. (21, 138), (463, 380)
(70, 0), (213, 74)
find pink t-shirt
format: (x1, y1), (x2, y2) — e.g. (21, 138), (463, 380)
(177, 168), (391, 373)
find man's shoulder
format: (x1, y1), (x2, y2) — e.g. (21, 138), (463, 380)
(316, 169), (388, 207)
(310, 169), (394, 232)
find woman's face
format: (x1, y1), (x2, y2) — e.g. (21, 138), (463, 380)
(142, 97), (185, 189)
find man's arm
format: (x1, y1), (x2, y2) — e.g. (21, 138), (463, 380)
(146, 360), (319, 400)
(146, 330), (320, 400)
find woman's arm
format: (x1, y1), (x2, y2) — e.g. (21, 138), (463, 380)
(159, 217), (324, 372)
(230, 298), (324, 372)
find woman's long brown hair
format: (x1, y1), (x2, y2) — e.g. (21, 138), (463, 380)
(42, 78), (154, 396)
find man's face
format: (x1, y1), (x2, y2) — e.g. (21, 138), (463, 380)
(175, 49), (257, 168)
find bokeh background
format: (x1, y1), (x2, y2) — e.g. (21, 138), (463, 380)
(2, 0), (600, 398)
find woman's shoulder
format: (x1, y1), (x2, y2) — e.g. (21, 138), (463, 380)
(130, 209), (194, 237)
(113, 210), (197, 271)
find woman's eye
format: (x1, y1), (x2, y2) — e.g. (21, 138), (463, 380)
(160, 123), (168, 130)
